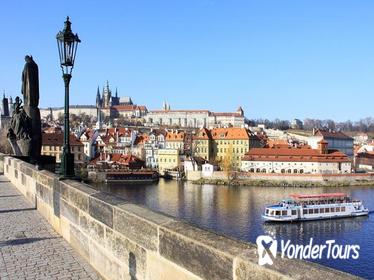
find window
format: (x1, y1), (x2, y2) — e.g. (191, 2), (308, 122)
(282, 210), (287, 216)
(330, 208), (335, 212)
(325, 208), (330, 213)
(275, 211), (281, 216)
(303, 209), (308, 215)
(320, 208), (325, 213)
(313, 208), (319, 214)
(308, 209), (313, 214)
(341, 206), (346, 212)
(291, 210), (296, 215)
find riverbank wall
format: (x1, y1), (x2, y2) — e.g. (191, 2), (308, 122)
(186, 170), (374, 186)
(2, 156), (360, 280)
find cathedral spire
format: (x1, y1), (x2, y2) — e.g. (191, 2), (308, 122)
(115, 87), (118, 98)
(96, 86), (101, 108)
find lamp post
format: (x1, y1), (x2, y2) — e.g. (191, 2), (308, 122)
(56, 17), (81, 177)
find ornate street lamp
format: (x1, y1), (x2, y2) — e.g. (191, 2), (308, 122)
(56, 17), (81, 177)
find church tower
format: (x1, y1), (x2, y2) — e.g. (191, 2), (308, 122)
(102, 81), (112, 108)
(96, 86), (103, 129)
(236, 106), (244, 117)
(96, 86), (102, 108)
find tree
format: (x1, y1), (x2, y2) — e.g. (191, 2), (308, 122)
(222, 143), (235, 181)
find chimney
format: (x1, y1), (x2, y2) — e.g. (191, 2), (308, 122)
(318, 139), (328, 154)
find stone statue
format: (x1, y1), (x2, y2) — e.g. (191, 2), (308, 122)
(8, 56), (42, 160)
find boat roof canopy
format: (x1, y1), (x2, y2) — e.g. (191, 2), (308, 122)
(290, 193), (347, 200)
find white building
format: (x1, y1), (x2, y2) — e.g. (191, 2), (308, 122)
(241, 141), (352, 174)
(79, 129), (98, 160)
(201, 163), (218, 177)
(145, 106), (245, 128)
(308, 129), (354, 158)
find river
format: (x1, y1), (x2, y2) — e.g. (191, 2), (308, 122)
(93, 179), (374, 279)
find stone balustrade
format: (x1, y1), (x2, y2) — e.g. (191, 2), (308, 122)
(3, 156), (359, 280)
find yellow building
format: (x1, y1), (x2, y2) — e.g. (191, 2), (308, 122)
(158, 149), (180, 175)
(165, 130), (185, 151)
(193, 127), (262, 170)
(211, 128), (250, 169)
(41, 132), (85, 164)
(192, 128), (212, 161)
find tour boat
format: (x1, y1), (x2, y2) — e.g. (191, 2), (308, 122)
(262, 193), (369, 222)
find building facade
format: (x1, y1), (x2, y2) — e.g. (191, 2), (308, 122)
(308, 129), (354, 158)
(145, 105), (245, 128)
(158, 149), (181, 175)
(241, 141), (352, 174)
(41, 132), (85, 164)
(192, 127), (263, 169)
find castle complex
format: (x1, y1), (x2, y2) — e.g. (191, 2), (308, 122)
(39, 81), (246, 128)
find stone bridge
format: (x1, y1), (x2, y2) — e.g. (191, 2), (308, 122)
(1, 156), (360, 280)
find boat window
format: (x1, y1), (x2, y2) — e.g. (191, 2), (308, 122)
(325, 208), (330, 213)
(330, 208), (335, 212)
(308, 209), (313, 214)
(313, 208), (319, 214)
(336, 207), (340, 212)
(282, 210), (287, 216)
(291, 210), (296, 215)
(276, 211), (281, 216)
(341, 206), (345, 212)
(266, 209), (269, 214)
(303, 209), (308, 215)
(320, 208), (325, 213)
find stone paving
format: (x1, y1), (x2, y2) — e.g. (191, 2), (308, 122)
(0, 175), (102, 280)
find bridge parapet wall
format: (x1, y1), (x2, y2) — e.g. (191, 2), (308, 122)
(3, 156), (359, 280)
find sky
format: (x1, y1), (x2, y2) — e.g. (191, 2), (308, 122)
(1, 0), (374, 121)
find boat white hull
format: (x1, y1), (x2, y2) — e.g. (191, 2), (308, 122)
(263, 210), (369, 222)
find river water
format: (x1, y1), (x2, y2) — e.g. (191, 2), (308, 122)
(94, 179), (374, 279)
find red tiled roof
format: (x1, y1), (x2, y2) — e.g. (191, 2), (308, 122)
(242, 146), (350, 163)
(211, 112), (242, 117)
(211, 128), (249, 140)
(112, 105), (148, 111)
(42, 132), (83, 146)
(166, 131), (185, 141)
(112, 105), (137, 111)
(150, 109), (210, 113)
(314, 129), (353, 140)
(193, 128), (212, 140)
(134, 134), (149, 145)
(89, 153), (144, 166)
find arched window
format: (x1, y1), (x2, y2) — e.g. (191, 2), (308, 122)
(293, 169), (298, 174)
